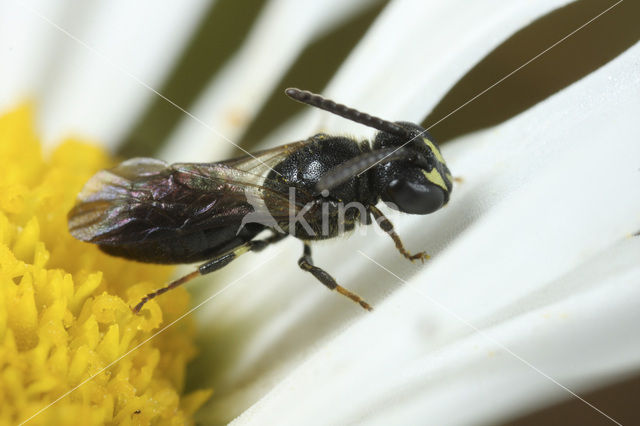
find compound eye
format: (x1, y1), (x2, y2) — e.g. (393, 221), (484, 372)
(384, 178), (445, 214)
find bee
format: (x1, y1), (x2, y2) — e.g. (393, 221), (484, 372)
(68, 88), (453, 313)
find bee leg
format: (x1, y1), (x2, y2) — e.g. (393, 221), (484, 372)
(247, 231), (288, 252)
(132, 269), (202, 313)
(368, 205), (429, 263)
(132, 232), (287, 313)
(297, 243), (372, 311)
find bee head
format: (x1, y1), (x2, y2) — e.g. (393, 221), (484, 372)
(284, 88), (453, 214)
(372, 122), (452, 215)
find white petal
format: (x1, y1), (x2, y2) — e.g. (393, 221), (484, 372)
(364, 238), (640, 426)
(160, 0), (374, 162)
(0, 0), (68, 112)
(229, 40), (640, 425)
(262, 0), (576, 146)
(1, 0), (211, 150)
(238, 239), (640, 425)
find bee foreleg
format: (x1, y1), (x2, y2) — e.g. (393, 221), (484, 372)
(297, 243), (372, 311)
(368, 205), (429, 263)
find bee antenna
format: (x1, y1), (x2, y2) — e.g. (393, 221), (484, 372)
(285, 88), (413, 139)
(316, 147), (431, 192)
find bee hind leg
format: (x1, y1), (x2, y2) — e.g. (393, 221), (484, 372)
(132, 232), (287, 313)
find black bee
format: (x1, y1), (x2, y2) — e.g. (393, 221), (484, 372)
(68, 88), (453, 312)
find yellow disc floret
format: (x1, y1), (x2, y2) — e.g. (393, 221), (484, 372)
(0, 105), (211, 425)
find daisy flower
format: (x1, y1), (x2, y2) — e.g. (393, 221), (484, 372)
(2, 1), (639, 425)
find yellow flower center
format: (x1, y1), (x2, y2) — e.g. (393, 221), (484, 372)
(0, 105), (211, 425)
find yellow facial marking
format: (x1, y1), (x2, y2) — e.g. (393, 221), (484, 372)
(422, 169), (448, 191)
(423, 138), (445, 164)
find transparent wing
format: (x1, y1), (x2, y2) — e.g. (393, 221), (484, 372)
(68, 141), (312, 245)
